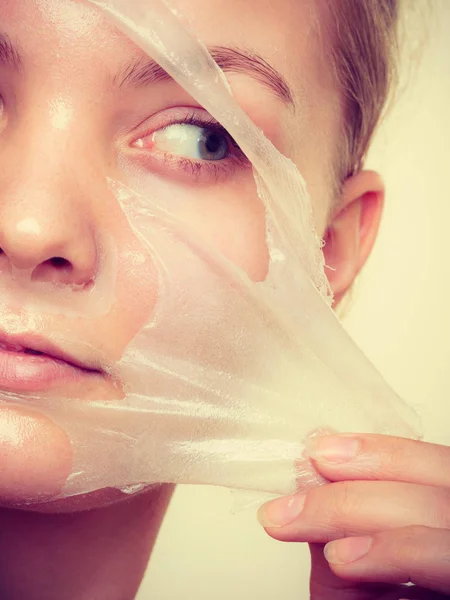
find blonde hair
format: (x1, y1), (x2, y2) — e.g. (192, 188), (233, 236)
(325, 0), (401, 186)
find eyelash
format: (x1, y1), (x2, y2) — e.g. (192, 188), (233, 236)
(133, 110), (251, 184)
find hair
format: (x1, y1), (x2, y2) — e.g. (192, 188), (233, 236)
(325, 0), (401, 187)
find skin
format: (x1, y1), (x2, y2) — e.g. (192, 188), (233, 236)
(259, 434), (450, 599)
(0, 0), (445, 599)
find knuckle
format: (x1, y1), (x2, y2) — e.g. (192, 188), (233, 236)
(428, 488), (450, 529)
(305, 481), (357, 534)
(378, 440), (408, 476)
(386, 525), (428, 564)
(400, 524), (429, 544)
(328, 481), (361, 522)
(383, 524), (450, 589)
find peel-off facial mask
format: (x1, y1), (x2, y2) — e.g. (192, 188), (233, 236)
(0, 0), (422, 503)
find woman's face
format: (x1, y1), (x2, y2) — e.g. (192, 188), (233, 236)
(0, 0), (342, 509)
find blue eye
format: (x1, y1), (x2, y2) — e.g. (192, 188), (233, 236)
(148, 123), (230, 161)
(198, 129), (229, 160)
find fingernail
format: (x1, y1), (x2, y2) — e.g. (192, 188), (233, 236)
(257, 493), (306, 528)
(324, 536), (373, 564)
(305, 435), (360, 463)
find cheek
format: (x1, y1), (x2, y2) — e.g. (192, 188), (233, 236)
(290, 140), (336, 237)
(171, 175), (270, 282)
(109, 240), (158, 350)
(83, 229), (158, 362)
(74, 173), (269, 364)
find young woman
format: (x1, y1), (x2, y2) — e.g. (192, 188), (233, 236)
(0, 0), (447, 598)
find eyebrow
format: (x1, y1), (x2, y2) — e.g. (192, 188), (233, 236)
(0, 33), (294, 107)
(115, 46), (295, 106)
(0, 32), (22, 68)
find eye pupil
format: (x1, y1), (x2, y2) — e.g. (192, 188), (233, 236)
(200, 130), (228, 161)
(205, 134), (221, 153)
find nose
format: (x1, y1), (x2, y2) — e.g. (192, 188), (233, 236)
(0, 207), (97, 286)
(0, 141), (99, 288)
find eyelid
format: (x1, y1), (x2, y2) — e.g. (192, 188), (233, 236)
(128, 106), (246, 158)
(124, 105), (251, 184)
(129, 106), (221, 144)
(134, 118), (243, 159)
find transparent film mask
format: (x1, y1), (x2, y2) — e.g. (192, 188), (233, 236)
(0, 0), (422, 504)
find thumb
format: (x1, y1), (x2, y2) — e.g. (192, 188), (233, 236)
(309, 543), (392, 600)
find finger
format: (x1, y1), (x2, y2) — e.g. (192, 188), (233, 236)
(323, 525), (450, 595)
(309, 542), (402, 600)
(257, 480), (450, 543)
(304, 434), (450, 488)
(309, 543), (447, 600)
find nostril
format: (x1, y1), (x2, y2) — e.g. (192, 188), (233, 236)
(49, 257), (71, 269)
(30, 256), (75, 284)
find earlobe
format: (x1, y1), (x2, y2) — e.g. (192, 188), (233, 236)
(322, 170), (385, 307)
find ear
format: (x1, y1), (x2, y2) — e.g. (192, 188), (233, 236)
(322, 170), (385, 307)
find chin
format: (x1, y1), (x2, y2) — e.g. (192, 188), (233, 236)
(0, 392), (135, 514)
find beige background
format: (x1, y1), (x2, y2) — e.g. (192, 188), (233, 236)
(137, 3), (450, 598)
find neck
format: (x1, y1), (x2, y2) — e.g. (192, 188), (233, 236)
(0, 485), (173, 600)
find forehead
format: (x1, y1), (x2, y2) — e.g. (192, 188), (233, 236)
(0, 0), (340, 225)
(170, 0), (328, 86)
(0, 0), (329, 96)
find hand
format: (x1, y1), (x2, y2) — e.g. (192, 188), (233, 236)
(257, 434), (450, 599)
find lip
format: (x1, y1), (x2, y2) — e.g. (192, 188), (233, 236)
(0, 332), (103, 393)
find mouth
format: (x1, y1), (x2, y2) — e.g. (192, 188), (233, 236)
(0, 332), (103, 393)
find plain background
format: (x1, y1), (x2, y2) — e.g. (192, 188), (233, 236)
(137, 2), (450, 598)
